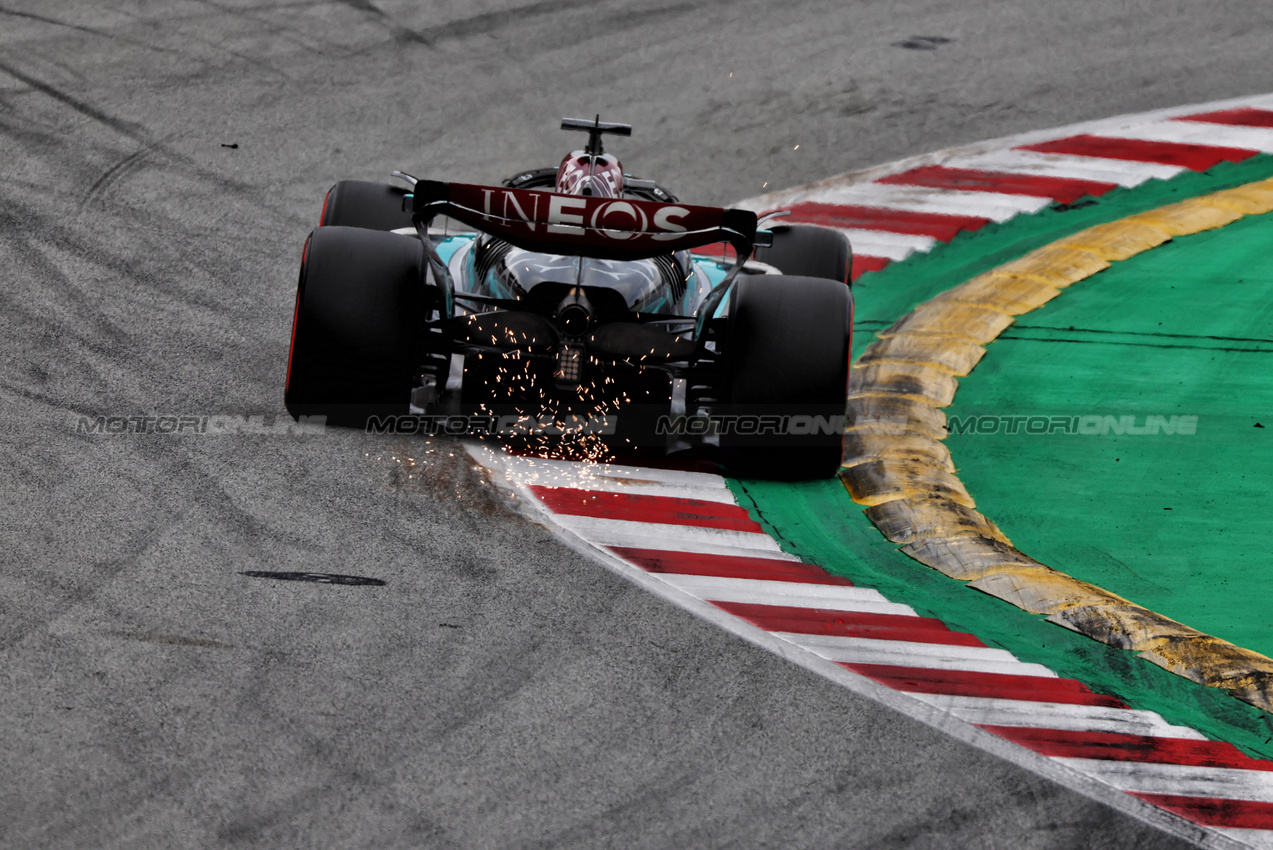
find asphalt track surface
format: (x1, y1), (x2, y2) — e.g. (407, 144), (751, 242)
(3, 2), (1272, 847)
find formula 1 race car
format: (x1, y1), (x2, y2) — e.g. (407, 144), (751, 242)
(284, 118), (853, 478)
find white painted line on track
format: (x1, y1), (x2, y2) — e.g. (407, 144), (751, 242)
(1215, 830), (1273, 850)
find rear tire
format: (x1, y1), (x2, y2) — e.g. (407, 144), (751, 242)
(753, 224), (851, 285)
(718, 275), (852, 479)
(319, 180), (413, 231)
(285, 227), (426, 427)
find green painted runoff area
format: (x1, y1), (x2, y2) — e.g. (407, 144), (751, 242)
(948, 211), (1273, 658)
(728, 154), (1273, 759)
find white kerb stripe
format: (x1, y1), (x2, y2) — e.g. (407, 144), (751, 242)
(804, 647), (1055, 678)
(948, 148), (1184, 186)
(828, 228), (937, 261)
(1089, 120), (1273, 154)
(803, 183), (1052, 222)
(908, 693), (1209, 740)
(658, 574), (916, 616)
(490, 453), (730, 491)
(1054, 758), (1273, 803)
(553, 515), (792, 558)
(534, 478), (741, 505)
(775, 632), (1054, 674)
(777, 632), (1015, 659)
(1210, 829), (1273, 850)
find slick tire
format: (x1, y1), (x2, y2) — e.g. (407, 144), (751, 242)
(753, 223), (852, 285)
(284, 226), (426, 427)
(319, 180), (414, 231)
(718, 274), (852, 479)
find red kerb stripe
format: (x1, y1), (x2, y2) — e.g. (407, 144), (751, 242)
(1128, 794), (1273, 830)
(841, 663), (1127, 707)
(533, 486), (761, 532)
(780, 201), (990, 242)
(610, 547), (853, 585)
(1016, 134), (1258, 171)
(1173, 107), (1273, 128)
(979, 726), (1273, 771)
(713, 602), (982, 645)
(877, 165), (1117, 203)
(852, 255), (891, 280)
(714, 602), (942, 629)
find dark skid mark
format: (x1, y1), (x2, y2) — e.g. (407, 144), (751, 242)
(893, 35), (953, 51)
(0, 205), (138, 351)
(601, 1), (702, 28)
(1013, 323), (1273, 343)
(241, 571), (387, 586)
(731, 479), (801, 550)
(335, 0), (430, 44)
(0, 5), (178, 55)
(0, 112), (66, 152)
(0, 57), (147, 143)
(415, 0), (587, 44)
(995, 334), (1273, 354)
(0, 58), (270, 208)
(81, 137), (171, 210)
(0, 511), (181, 652)
(107, 630), (233, 649)
(1052, 199), (1099, 211)
(1009, 324), (1273, 346)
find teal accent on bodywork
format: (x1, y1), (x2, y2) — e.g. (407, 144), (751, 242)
(693, 258), (730, 290)
(433, 235), (469, 265)
(433, 234), (732, 326)
(689, 258), (733, 338)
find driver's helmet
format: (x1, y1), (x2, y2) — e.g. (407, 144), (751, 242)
(555, 151), (624, 198)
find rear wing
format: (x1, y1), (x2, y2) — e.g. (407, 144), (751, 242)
(407, 180), (767, 262)
(406, 180), (768, 335)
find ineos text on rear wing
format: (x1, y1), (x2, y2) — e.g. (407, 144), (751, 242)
(408, 180), (764, 262)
